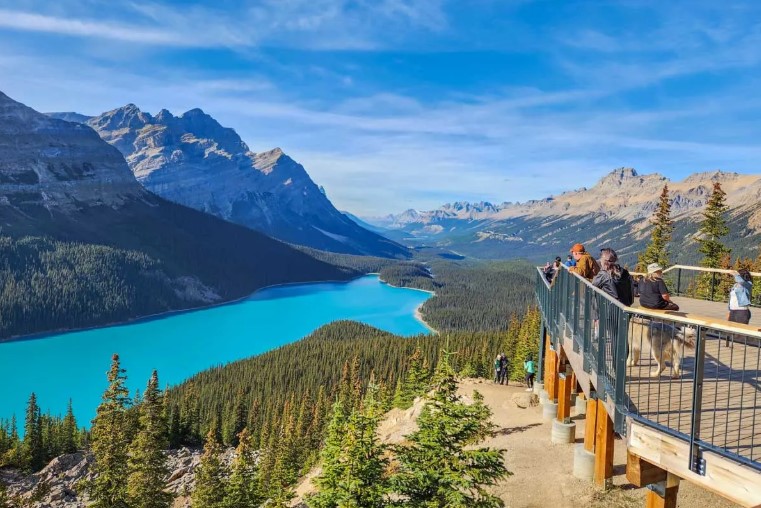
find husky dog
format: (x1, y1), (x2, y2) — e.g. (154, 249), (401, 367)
(627, 320), (697, 378)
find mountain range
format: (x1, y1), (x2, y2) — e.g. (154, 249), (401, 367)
(1, 91), (357, 338)
(366, 168), (761, 264)
(48, 107), (406, 258)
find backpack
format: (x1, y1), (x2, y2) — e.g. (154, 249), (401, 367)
(613, 268), (634, 306)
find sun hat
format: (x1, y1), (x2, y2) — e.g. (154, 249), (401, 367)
(647, 263), (664, 274)
(570, 243), (585, 254)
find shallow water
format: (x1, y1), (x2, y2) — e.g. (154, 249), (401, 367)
(0, 275), (431, 426)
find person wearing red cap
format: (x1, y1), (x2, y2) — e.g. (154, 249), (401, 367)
(569, 243), (599, 280)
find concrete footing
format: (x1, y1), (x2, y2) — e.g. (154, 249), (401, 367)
(539, 390), (549, 406)
(573, 443), (595, 480)
(574, 396), (587, 416)
(542, 401), (558, 422)
(533, 382), (544, 396)
(551, 418), (576, 444)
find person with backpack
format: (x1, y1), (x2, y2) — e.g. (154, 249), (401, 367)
(592, 248), (634, 306)
(524, 354), (536, 391)
(493, 354), (501, 384)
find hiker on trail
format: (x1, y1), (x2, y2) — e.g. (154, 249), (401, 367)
(524, 355), (536, 391)
(728, 269), (753, 326)
(592, 248), (634, 306)
(493, 355), (501, 383)
(639, 263), (679, 311)
(569, 243), (600, 280)
(564, 254), (576, 268)
(499, 354), (509, 385)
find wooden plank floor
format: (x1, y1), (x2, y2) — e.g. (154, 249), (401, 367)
(633, 297), (761, 329)
(624, 301), (761, 467)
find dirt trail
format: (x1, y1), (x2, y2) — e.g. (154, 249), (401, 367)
(458, 379), (740, 508)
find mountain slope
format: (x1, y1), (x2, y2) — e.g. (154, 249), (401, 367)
(0, 91), (355, 338)
(76, 105), (407, 258)
(375, 168), (761, 263)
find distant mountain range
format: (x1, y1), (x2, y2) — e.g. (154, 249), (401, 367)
(48, 107), (406, 258)
(1, 91), (357, 337)
(366, 168), (761, 264)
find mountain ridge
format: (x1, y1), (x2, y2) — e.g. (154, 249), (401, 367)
(1, 91), (356, 338)
(370, 167), (761, 263)
(52, 105), (407, 258)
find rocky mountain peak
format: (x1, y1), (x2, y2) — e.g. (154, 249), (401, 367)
(89, 103), (152, 132)
(154, 108), (174, 123)
(597, 167), (640, 187)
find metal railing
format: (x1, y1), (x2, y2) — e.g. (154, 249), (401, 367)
(536, 266), (761, 475)
(631, 265), (760, 306)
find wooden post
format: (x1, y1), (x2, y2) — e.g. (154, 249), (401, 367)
(584, 396), (597, 453)
(645, 473), (680, 508)
(557, 368), (572, 424)
(594, 398), (614, 489)
(548, 350), (559, 403)
(570, 372), (578, 394)
(626, 451), (666, 487)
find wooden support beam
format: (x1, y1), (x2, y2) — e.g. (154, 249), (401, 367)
(626, 451), (667, 487)
(584, 396), (597, 453)
(557, 369), (572, 423)
(594, 398), (614, 489)
(645, 473), (680, 508)
(548, 350), (559, 403)
(570, 372), (578, 394)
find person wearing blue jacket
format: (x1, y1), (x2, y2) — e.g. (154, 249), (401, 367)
(727, 269), (753, 346)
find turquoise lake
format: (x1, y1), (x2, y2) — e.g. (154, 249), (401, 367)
(0, 275), (432, 427)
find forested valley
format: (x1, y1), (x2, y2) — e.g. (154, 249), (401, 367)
(0, 257), (539, 506)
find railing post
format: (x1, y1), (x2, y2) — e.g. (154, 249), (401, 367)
(710, 272), (716, 301)
(688, 326), (706, 475)
(676, 268), (682, 296)
(613, 310), (629, 434)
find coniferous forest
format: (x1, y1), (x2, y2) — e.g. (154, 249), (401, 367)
(0, 258), (539, 505)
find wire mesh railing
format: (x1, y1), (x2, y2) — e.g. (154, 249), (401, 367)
(536, 265), (761, 475)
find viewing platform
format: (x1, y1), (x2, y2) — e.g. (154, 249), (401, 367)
(535, 265), (761, 508)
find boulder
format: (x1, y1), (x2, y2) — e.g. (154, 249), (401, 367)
(511, 392), (540, 409)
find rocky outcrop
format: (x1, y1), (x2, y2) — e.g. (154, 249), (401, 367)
(79, 105), (407, 258)
(0, 92), (145, 212)
(0, 448), (236, 508)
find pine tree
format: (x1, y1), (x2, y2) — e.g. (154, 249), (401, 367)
(698, 182), (731, 268)
(23, 393), (44, 472)
(62, 399), (78, 454)
(637, 184), (674, 271)
(127, 370), (173, 508)
(89, 354), (132, 508)
(192, 429), (227, 508)
(393, 348), (430, 409)
(308, 385), (389, 508)
(223, 428), (263, 508)
(391, 352), (509, 507)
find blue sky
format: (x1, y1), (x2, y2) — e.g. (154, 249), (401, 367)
(1, 0), (761, 215)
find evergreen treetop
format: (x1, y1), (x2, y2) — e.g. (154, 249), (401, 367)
(697, 182), (731, 268)
(638, 184), (674, 271)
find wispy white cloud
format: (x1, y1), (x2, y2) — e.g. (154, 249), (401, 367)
(0, 0), (448, 50)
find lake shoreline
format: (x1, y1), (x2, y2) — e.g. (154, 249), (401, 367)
(1, 272), (438, 343)
(0, 274), (362, 344)
(374, 275), (439, 335)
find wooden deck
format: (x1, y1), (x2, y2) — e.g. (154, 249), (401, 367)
(635, 296), (761, 330)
